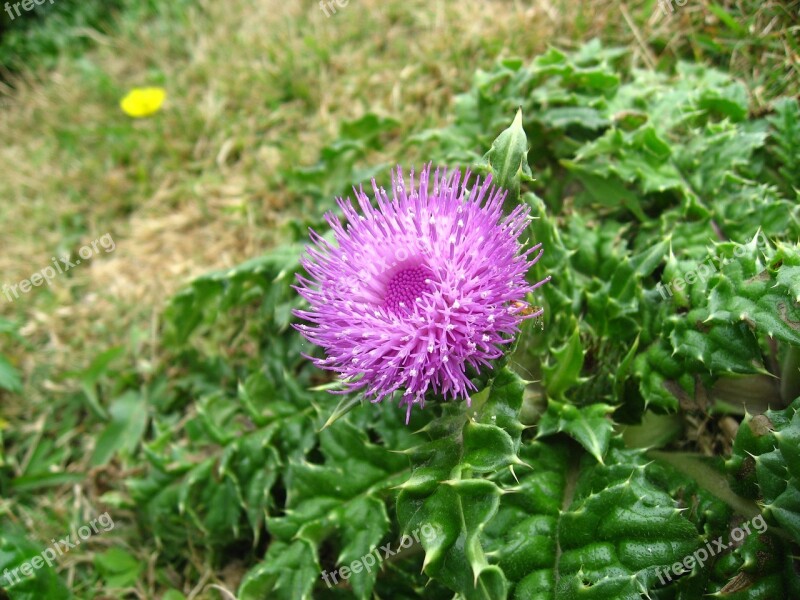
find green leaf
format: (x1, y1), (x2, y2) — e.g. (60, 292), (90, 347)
(11, 471), (86, 492)
(238, 540), (318, 600)
(613, 335), (639, 402)
(164, 246), (303, 346)
(399, 479), (505, 600)
(0, 528), (71, 599)
(707, 4), (746, 35)
(669, 321), (766, 375)
(91, 391), (148, 466)
(567, 169), (648, 223)
(539, 106), (609, 130)
(484, 440), (701, 599)
(776, 265), (800, 304)
(319, 392), (366, 431)
(706, 275), (800, 346)
(64, 346), (125, 421)
(767, 98), (800, 192)
(260, 421), (409, 599)
(95, 548), (143, 589)
(541, 328), (585, 400)
(728, 399), (800, 545)
(0, 353), (22, 393)
(396, 368), (527, 598)
(630, 238), (671, 277)
(537, 400), (615, 463)
(619, 410), (682, 449)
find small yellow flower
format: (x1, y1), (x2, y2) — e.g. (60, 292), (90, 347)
(120, 87), (166, 118)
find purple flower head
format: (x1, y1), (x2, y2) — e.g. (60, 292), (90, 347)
(295, 165), (549, 422)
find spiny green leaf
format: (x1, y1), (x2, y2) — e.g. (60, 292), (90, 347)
(238, 540), (318, 600)
(319, 392), (366, 431)
(263, 421), (409, 599)
(541, 328), (585, 400)
(728, 399), (800, 545)
(396, 368), (527, 598)
(399, 478), (505, 600)
(484, 440), (700, 599)
(537, 400), (615, 463)
(706, 278), (800, 346)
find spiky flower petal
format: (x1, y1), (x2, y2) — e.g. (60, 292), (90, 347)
(295, 165), (549, 421)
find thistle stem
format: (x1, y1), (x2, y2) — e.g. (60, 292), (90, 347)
(780, 345), (800, 406)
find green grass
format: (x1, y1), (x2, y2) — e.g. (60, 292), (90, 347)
(0, 0), (199, 76)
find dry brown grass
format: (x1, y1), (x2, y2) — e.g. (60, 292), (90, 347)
(0, 0), (613, 387)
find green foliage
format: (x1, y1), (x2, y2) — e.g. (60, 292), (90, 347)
(767, 98), (800, 194)
(486, 440), (701, 599)
(396, 368), (526, 599)
(0, 0), (194, 75)
(727, 399), (800, 545)
(0, 318), (22, 394)
(0, 354), (21, 394)
(93, 548), (142, 588)
(283, 113), (399, 208)
(537, 400), (615, 464)
(280, 40), (800, 598)
(0, 529), (71, 600)
(111, 41), (800, 599)
(253, 420), (410, 599)
(420, 39), (800, 424)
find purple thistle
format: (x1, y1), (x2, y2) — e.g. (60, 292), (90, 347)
(294, 165), (550, 423)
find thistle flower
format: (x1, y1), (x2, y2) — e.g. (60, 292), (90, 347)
(295, 165), (549, 422)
